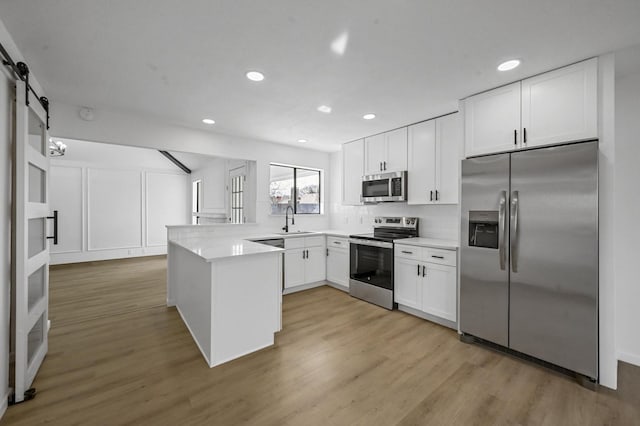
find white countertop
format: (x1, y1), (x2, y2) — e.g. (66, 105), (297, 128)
(170, 237), (283, 262)
(393, 237), (459, 250)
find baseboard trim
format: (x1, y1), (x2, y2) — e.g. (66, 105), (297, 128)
(282, 281), (325, 295)
(618, 351), (640, 367)
(0, 389), (9, 420)
(326, 282), (349, 292)
(397, 304), (457, 330)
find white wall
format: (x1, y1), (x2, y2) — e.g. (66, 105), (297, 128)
(614, 65), (640, 367)
(50, 102), (332, 233)
(49, 141), (190, 264)
(328, 151), (459, 239)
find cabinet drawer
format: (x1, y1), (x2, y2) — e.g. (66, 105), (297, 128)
(424, 248), (457, 267)
(284, 237), (305, 249)
(394, 244), (422, 261)
(304, 235), (325, 248)
(327, 236), (348, 250)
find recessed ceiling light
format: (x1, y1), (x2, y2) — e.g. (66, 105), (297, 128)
(202, 118), (215, 124)
(497, 59), (521, 72)
(363, 113), (376, 120)
(246, 71), (265, 82)
(297, 139), (308, 143)
(317, 105), (332, 113)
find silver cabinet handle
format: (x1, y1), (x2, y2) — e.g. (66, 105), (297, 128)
(430, 190), (433, 201)
(499, 190), (507, 270)
(514, 129), (517, 145)
(383, 161), (387, 170)
(422, 265), (426, 277)
(333, 241), (341, 245)
(431, 255), (444, 259)
(417, 264), (420, 276)
(379, 161), (382, 171)
(401, 250), (413, 254)
(435, 190), (439, 201)
(510, 190), (519, 273)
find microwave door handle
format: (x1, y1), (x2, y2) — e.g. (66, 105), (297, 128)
(498, 191), (507, 270)
(510, 190), (519, 273)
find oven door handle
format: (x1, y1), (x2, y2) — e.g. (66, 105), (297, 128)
(348, 239), (394, 249)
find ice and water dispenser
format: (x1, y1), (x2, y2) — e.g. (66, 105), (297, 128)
(468, 211), (499, 249)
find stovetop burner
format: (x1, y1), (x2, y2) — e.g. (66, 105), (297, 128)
(349, 216), (419, 242)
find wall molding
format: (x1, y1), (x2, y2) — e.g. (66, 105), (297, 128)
(618, 351), (640, 368)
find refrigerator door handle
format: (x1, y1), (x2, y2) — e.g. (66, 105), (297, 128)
(510, 190), (519, 273)
(499, 191), (507, 270)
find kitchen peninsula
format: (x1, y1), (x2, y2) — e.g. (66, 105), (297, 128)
(167, 233), (283, 367)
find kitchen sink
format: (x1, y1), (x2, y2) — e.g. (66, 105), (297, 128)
(276, 231), (315, 236)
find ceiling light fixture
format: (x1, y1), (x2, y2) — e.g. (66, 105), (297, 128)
(317, 105), (332, 113)
(497, 59), (521, 71)
(246, 71), (265, 82)
(202, 118), (215, 124)
(297, 139), (308, 143)
(362, 113), (376, 120)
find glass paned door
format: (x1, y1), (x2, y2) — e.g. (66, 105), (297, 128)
(12, 81), (50, 403)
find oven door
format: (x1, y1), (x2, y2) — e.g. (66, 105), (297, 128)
(349, 240), (393, 290)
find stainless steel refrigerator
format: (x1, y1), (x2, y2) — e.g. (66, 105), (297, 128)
(460, 141), (598, 382)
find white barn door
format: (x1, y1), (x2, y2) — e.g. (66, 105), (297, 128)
(11, 80), (51, 403)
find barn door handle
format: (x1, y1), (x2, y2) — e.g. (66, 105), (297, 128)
(46, 210), (58, 245)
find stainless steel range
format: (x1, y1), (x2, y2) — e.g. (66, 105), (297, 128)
(349, 217), (419, 309)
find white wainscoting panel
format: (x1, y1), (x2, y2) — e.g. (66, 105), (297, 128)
(50, 166), (83, 254)
(147, 172), (188, 246)
(87, 168), (142, 250)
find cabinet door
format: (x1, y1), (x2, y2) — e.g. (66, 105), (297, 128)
(521, 58), (597, 148)
(464, 82), (521, 157)
(435, 113), (463, 204)
(394, 257), (422, 309)
(407, 120), (436, 205)
(364, 134), (385, 175)
(326, 248), (349, 288)
(304, 246), (326, 284)
(422, 263), (457, 322)
(284, 249), (306, 288)
(342, 139), (364, 205)
(384, 127), (408, 172)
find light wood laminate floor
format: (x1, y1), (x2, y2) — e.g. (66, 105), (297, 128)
(2, 256), (639, 425)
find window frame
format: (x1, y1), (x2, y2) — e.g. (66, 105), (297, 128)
(269, 163), (322, 215)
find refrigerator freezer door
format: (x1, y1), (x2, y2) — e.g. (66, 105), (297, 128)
(509, 141), (598, 378)
(460, 154), (510, 346)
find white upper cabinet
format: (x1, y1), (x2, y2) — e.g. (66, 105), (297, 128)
(364, 133), (386, 175)
(342, 139), (364, 205)
(407, 120), (436, 204)
(463, 58), (598, 158)
(407, 113), (462, 205)
(435, 113), (463, 204)
(364, 128), (408, 174)
(384, 127), (409, 172)
(521, 58), (598, 148)
(464, 82), (522, 157)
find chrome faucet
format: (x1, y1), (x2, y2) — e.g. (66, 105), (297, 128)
(282, 205), (295, 233)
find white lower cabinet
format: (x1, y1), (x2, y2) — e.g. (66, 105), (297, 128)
(394, 256), (422, 309)
(305, 246), (326, 283)
(421, 263), (457, 322)
(284, 236), (326, 290)
(284, 249), (306, 289)
(326, 236), (349, 289)
(394, 244), (457, 326)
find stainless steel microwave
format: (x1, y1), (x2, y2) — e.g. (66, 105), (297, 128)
(361, 171), (407, 203)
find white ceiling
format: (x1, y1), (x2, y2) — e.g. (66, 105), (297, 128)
(2, 1), (640, 152)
